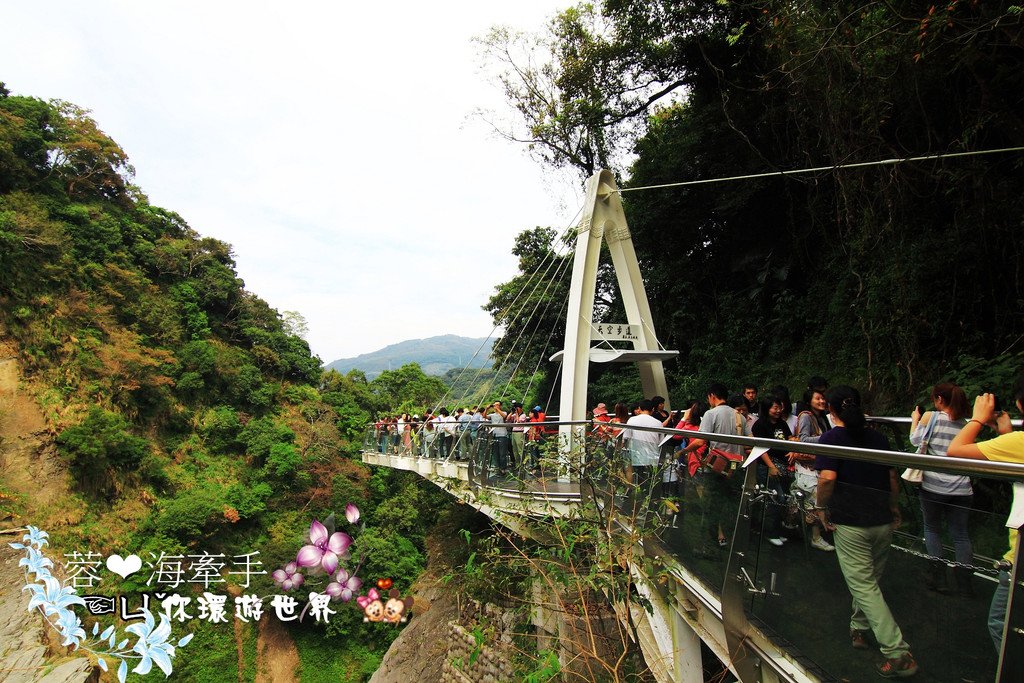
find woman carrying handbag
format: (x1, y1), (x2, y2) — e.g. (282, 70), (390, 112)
(909, 382), (973, 595)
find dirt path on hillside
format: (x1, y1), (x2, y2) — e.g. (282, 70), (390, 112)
(0, 353), (91, 682)
(0, 355), (63, 519)
(254, 612), (300, 683)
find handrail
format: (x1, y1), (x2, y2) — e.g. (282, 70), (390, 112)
(453, 417), (1024, 480)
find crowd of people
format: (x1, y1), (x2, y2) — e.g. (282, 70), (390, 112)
(372, 401), (556, 473)
(369, 374), (1024, 678)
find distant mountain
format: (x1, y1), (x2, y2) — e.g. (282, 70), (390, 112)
(326, 335), (494, 379)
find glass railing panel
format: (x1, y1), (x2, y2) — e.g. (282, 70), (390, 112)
(741, 470), (1006, 682)
(471, 429), (496, 487)
(451, 428), (472, 463)
(576, 429), (617, 509)
(650, 441), (745, 598)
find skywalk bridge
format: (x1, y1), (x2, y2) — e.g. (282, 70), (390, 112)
(362, 419), (1024, 683)
(360, 169), (1024, 681)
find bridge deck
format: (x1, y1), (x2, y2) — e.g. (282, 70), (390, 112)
(362, 426), (1016, 683)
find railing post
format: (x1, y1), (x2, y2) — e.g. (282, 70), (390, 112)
(719, 462), (762, 683)
(997, 520), (1024, 681)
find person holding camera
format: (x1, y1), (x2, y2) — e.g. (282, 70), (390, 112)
(948, 378), (1024, 651)
(484, 401), (511, 475)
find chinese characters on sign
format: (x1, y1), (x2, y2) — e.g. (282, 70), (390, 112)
(592, 323), (640, 342)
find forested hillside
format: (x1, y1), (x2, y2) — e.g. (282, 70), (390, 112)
(483, 1), (1024, 408)
(0, 82), (462, 680)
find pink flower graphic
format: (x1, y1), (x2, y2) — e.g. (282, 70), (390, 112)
(296, 520), (351, 574)
(345, 504), (360, 525)
(272, 562), (305, 591)
(325, 568), (362, 602)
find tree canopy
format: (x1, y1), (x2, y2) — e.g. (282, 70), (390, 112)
(482, 2), (1024, 408)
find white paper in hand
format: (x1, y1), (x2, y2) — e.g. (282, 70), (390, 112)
(743, 446), (769, 469)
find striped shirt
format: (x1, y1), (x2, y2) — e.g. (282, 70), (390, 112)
(910, 411), (972, 496)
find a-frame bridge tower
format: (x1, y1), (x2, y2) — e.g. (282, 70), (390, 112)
(552, 169), (678, 443)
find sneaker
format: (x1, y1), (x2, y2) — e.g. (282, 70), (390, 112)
(811, 537), (835, 552)
(768, 537), (785, 547)
(876, 652), (918, 678)
(851, 629), (872, 650)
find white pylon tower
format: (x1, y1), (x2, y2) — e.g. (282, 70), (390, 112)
(551, 169), (678, 477)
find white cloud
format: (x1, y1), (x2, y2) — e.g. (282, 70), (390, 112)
(1, 0), (584, 362)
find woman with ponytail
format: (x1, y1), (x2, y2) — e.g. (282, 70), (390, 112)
(910, 382), (973, 595)
(814, 385), (918, 678)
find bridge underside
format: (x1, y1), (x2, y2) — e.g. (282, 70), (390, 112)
(362, 448), (822, 683)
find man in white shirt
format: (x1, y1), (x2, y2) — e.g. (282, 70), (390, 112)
(624, 399), (664, 507)
(456, 408), (472, 460)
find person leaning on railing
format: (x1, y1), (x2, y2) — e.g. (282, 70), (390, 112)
(947, 377), (1024, 652)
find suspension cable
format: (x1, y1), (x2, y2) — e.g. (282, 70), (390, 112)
(447, 226), (576, 410)
(617, 145), (1024, 194)
(495, 244), (576, 401)
(436, 204), (584, 412)
(519, 294), (570, 407)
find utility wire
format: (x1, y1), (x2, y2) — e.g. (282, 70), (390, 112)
(618, 146), (1024, 193)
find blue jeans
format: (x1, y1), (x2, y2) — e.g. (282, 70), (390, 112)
(920, 489), (973, 565)
(990, 569), (1009, 651)
(491, 435), (511, 471)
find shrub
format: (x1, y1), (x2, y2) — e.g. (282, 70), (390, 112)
(155, 491), (223, 542)
(56, 406), (149, 493)
(264, 442), (300, 481)
(238, 416), (294, 462)
(225, 481), (273, 519)
(198, 405), (241, 454)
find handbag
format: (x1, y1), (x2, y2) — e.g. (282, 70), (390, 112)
(707, 448), (741, 474)
(703, 411), (745, 475)
(902, 411), (938, 484)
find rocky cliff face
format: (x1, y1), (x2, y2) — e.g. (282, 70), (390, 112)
(0, 350), (94, 683)
(368, 576), (457, 683)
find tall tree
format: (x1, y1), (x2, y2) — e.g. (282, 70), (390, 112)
(483, 1), (1024, 406)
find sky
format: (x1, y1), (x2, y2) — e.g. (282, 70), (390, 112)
(0, 0), (584, 363)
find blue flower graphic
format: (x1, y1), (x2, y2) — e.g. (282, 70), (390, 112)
(14, 527), (193, 681)
(19, 546), (54, 579)
(25, 576), (85, 616)
(125, 610), (176, 676)
(55, 608), (86, 649)
(22, 526), (49, 549)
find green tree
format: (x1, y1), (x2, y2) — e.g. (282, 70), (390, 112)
(49, 101), (134, 201)
(56, 407), (150, 494)
(486, 1), (1024, 408)
(370, 363), (447, 411)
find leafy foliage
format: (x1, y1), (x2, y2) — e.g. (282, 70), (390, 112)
(56, 407), (150, 495)
(0, 81), (459, 680)
(483, 1), (1024, 410)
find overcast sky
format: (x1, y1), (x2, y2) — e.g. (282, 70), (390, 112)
(0, 0), (583, 363)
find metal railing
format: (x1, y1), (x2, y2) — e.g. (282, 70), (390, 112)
(361, 415), (1024, 682)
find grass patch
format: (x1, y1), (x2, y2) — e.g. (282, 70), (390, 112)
(170, 619), (239, 682)
(292, 625), (384, 683)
